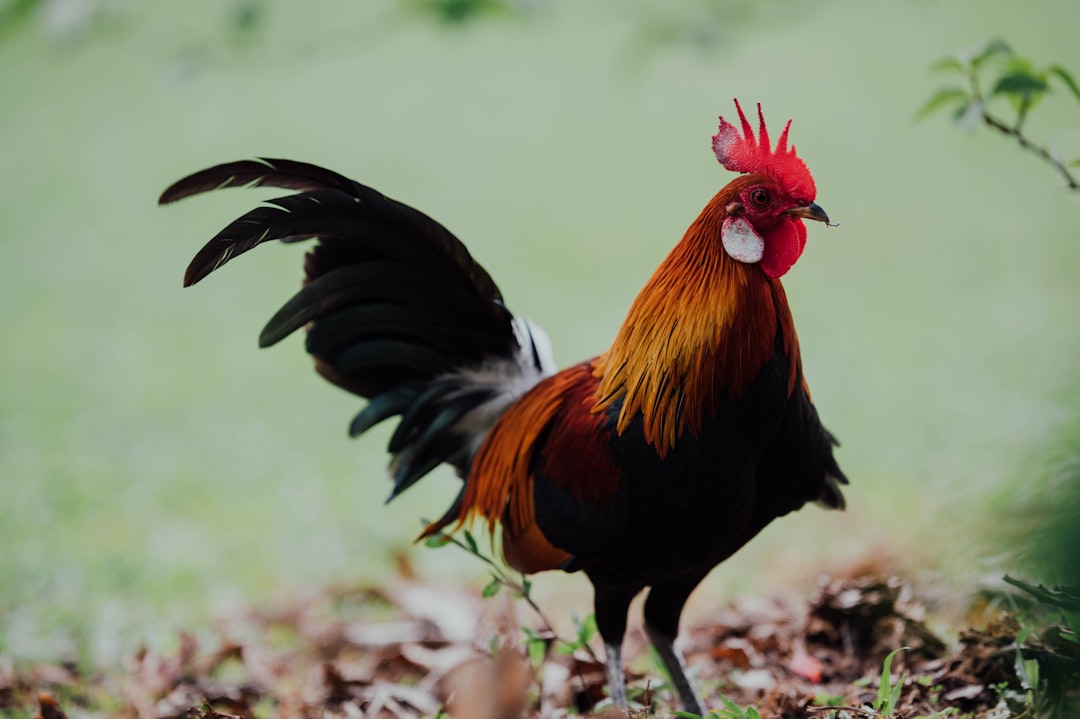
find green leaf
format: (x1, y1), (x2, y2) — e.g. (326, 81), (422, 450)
(916, 87), (969, 120)
(424, 533), (451, 548)
(814, 693), (846, 706)
(553, 614), (598, 655)
(710, 695), (753, 719)
(231, 0), (263, 35)
(526, 636), (546, 669)
(1023, 657), (1040, 689)
(887, 670), (905, 714)
(553, 642), (577, 655)
(993, 59), (1050, 117)
(1071, 158), (1080, 168)
(876, 647), (909, 713)
(0, 0), (43, 38)
(670, 713), (704, 719)
(408, 0), (512, 25)
(993, 69), (1049, 99)
(969, 37), (1012, 70)
(930, 56), (966, 73)
(463, 529), (479, 554)
(576, 613), (598, 644)
(719, 695), (741, 711)
(481, 576), (501, 598)
(520, 577), (532, 598)
(1048, 65), (1080, 104)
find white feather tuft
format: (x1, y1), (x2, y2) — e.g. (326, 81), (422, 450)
(407, 316), (557, 468)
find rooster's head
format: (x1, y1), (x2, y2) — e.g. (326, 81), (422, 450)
(712, 99), (830, 278)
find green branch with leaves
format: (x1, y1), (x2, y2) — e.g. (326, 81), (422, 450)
(919, 38), (1080, 193)
(423, 525), (602, 665)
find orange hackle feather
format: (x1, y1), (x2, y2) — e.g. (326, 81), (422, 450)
(593, 175), (802, 457)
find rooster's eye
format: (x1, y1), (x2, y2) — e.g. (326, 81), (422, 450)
(749, 189), (770, 207)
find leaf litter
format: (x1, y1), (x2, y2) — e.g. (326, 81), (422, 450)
(1, 574), (1073, 718)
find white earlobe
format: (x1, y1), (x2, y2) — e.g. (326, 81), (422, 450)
(721, 216), (764, 264)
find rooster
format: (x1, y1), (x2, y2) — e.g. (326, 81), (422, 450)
(161, 99), (847, 714)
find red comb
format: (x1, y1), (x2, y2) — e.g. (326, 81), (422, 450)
(712, 99), (815, 200)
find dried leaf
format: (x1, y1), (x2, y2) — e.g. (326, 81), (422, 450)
(789, 651), (823, 682)
(1, 576), (1041, 719)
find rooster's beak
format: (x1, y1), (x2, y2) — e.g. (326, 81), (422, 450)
(784, 202), (830, 225)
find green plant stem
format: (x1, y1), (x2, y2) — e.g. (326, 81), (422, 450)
(438, 532), (602, 664)
(967, 67), (1079, 192)
(979, 111), (1079, 191)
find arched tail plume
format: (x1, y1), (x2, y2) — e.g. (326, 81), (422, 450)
(162, 158), (556, 508)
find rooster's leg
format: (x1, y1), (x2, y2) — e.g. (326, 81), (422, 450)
(644, 578), (706, 715)
(592, 584), (637, 710)
(645, 625), (703, 715)
(603, 640), (628, 709)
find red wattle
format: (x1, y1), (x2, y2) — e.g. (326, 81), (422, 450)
(760, 219), (806, 278)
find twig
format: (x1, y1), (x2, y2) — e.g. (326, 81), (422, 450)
(980, 112), (1080, 190)
(966, 67), (1080, 192)
(804, 706), (887, 718)
(435, 530), (605, 704)
(435, 530), (602, 664)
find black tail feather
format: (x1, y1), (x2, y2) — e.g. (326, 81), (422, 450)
(386, 382), (458, 454)
(334, 340), (447, 380)
(258, 262), (506, 349)
(817, 432), (848, 509)
(348, 383), (424, 438)
(304, 304), (505, 360)
(159, 158), (362, 204)
(167, 158), (550, 517)
(163, 159), (504, 304)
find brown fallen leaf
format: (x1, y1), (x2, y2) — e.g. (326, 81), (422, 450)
(788, 650), (823, 683)
(1, 573), (1050, 719)
(444, 651), (532, 719)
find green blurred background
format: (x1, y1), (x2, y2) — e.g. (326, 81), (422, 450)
(1, 0), (1078, 665)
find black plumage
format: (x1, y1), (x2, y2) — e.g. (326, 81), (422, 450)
(160, 158), (539, 497)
